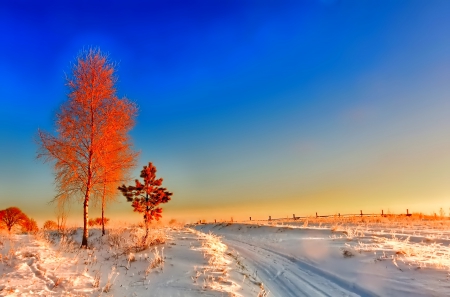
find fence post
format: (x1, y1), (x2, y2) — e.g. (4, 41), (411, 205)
(215, 219), (216, 223)
(360, 210), (363, 217)
(293, 214), (295, 220)
(338, 213), (340, 218)
(250, 217), (251, 221)
(382, 209), (384, 216)
(231, 217), (233, 223)
(407, 209), (411, 217)
(316, 212), (318, 218)
(269, 216), (271, 221)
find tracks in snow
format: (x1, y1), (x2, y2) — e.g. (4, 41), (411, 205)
(222, 237), (379, 297)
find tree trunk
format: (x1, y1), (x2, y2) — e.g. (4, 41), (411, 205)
(144, 218), (149, 242)
(82, 127), (93, 248)
(81, 189), (89, 248)
(101, 198), (105, 236)
(144, 193), (149, 244)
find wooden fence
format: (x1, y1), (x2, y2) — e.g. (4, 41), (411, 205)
(249, 209), (412, 222)
(206, 209), (415, 224)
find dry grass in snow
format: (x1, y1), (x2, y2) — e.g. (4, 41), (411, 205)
(188, 228), (244, 295)
(0, 224), (259, 297)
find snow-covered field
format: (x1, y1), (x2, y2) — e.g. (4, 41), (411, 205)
(1, 218), (450, 296)
(194, 220), (450, 297)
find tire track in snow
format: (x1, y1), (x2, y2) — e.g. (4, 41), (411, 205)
(224, 237), (379, 297)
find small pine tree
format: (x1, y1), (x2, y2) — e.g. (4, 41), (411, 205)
(118, 162), (172, 242)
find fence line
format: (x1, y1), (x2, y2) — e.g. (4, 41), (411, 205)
(256, 209), (412, 222)
(202, 209), (418, 224)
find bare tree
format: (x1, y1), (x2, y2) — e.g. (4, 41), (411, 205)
(96, 132), (135, 235)
(55, 200), (69, 232)
(37, 48), (138, 247)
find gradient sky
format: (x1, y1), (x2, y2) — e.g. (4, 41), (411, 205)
(1, 0), (450, 225)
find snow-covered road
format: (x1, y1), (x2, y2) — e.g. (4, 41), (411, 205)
(195, 223), (450, 297)
(225, 236), (375, 296)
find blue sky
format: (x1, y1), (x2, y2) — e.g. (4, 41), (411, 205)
(1, 1), (450, 223)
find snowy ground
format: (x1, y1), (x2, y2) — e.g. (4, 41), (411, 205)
(194, 221), (450, 297)
(0, 226), (263, 297)
(1, 219), (450, 296)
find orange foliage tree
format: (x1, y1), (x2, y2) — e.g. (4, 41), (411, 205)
(43, 220), (58, 230)
(95, 216), (109, 227)
(88, 217), (110, 227)
(118, 162), (173, 241)
(21, 217), (39, 233)
(37, 48), (138, 247)
(0, 207), (29, 232)
(88, 218), (96, 227)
